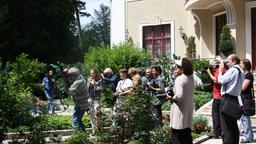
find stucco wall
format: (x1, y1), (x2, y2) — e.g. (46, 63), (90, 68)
(191, 9), (214, 58)
(110, 0), (126, 46)
(231, 0), (246, 59)
(126, 0), (200, 58)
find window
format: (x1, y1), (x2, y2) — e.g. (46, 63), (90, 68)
(143, 24), (171, 58)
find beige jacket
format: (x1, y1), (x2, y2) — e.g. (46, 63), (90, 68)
(170, 74), (194, 129)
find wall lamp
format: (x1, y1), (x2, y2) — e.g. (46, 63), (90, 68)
(179, 26), (185, 39)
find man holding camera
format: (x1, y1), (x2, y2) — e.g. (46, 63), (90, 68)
(206, 59), (222, 139)
(218, 54), (244, 144)
(64, 67), (90, 132)
(147, 66), (166, 127)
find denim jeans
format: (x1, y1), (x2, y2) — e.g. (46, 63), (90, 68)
(45, 91), (54, 113)
(72, 106), (86, 131)
(240, 115), (254, 141)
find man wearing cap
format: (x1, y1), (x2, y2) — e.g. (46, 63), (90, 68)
(64, 67), (90, 131)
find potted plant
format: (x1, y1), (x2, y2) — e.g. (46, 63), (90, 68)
(219, 25), (235, 57)
(186, 36), (196, 58)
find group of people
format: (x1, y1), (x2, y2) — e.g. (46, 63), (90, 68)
(40, 58), (196, 143)
(206, 54), (255, 144)
(42, 53), (255, 144)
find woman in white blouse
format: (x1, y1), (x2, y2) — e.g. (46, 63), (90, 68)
(111, 69), (133, 130)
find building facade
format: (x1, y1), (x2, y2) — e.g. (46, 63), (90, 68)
(111, 0), (256, 68)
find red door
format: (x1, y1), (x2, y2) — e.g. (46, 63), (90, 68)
(252, 8), (256, 69)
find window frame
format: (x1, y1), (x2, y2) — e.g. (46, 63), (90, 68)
(139, 21), (175, 59)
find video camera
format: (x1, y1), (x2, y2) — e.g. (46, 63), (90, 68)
(48, 63), (69, 81)
(154, 85), (174, 98)
(203, 60), (228, 71)
(204, 64), (219, 71)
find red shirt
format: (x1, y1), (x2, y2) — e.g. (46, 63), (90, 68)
(213, 69), (221, 99)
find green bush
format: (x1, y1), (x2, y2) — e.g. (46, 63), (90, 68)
(192, 116), (210, 134)
(186, 36), (196, 58)
(152, 55), (176, 85)
(114, 86), (155, 143)
(149, 126), (172, 144)
(191, 59), (211, 85)
(66, 132), (93, 144)
(8, 115), (91, 132)
(219, 25), (235, 57)
(162, 102), (172, 111)
(128, 140), (143, 144)
(193, 91), (212, 110)
(0, 54), (46, 142)
(84, 43), (151, 74)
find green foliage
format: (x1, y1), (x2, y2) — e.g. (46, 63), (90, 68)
(149, 126), (172, 144)
(186, 36), (196, 58)
(115, 86), (155, 142)
(128, 140), (143, 144)
(193, 91), (212, 110)
(100, 86), (116, 108)
(0, 0), (86, 63)
(8, 115), (91, 132)
(219, 25), (235, 57)
(192, 116), (210, 134)
(66, 132), (93, 144)
(152, 55), (176, 85)
(162, 102), (172, 111)
(84, 43), (151, 75)
(0, 54), (46, 142)
(191, 59), (211, 86)
(81, 4), (110, 53)
(27, 128), (46, 144)
(6, 53), (46, 87)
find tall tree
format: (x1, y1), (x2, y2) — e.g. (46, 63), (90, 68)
(81, 4), (110, 52)
(0, 0), (89, 63)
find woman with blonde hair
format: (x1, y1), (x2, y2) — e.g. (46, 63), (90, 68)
(128, 67), (141, 85)
(87, 68), (103, 134)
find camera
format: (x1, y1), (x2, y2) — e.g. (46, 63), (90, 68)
(221, 60), (229, 70)
(165, 86), (174, 97)
(204, 64), (219, 71)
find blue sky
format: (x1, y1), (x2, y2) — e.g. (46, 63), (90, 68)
(80, 0), (110, 26)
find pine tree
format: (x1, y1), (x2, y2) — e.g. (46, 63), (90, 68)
(186, 36), (196, 58)
(219, 25), (235, 57)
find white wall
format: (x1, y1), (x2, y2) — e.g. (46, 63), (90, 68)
(110, 0), (126, 46)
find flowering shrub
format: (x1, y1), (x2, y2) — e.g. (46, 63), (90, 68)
(115, 85), (155, 143)
(192, 116), (209, 134)
(149, 126), (172, 144)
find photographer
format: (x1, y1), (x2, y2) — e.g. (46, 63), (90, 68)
(64, 67), (90, 132)
(147, 66), (166, 127)
(206, 59), (222, 139)
(141, 67), (154, 93)
(42, 69), (55, 114)
(218, 54), (244, 144)
(167, 58), (194, 144)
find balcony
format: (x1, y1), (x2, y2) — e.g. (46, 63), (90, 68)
(184, 0), (221, 10)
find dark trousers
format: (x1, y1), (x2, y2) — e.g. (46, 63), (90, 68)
(172, 128), (192, 144)
(154, 104), (162, 127)
(212, 98), (221, 137)
(220, 97), (239, 144)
